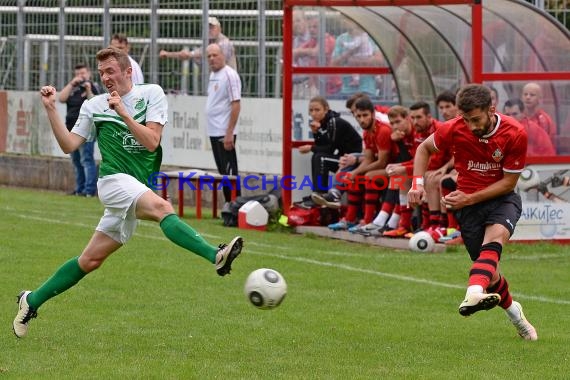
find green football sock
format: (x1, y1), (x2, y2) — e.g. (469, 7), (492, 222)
(160, 214), (218, 263)
(27, 256), (87, 310)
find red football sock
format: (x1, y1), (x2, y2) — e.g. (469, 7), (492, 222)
(487, 275), (513, 309)
(468, 242), (502, 289)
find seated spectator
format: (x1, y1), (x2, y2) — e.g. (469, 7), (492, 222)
(503, 98), (556, 156)
(521, 82), (557, 149)
(298, 96), (363, 193)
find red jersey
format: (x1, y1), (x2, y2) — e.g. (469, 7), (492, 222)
(433, 113), (527, 194)
(426, 119), (451, 171)
(521, 117), (556, 156)
(528, 109), (556, 142)
(300, 34), (341, 95)
(363, 120), (392, 157)
(390, 128), (415, 164)
(402, 119), (437, 175)
(403, 119), (449, 175)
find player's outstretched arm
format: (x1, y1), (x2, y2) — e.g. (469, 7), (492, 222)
(40, 85), (85, 154)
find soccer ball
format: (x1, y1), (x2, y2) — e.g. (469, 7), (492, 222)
(516, 168), (540, 192)
(244, 268), (287, 309)
(409, 231), (435, 253)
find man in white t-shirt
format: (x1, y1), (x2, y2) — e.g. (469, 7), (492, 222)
(205, 43), (242, 204)
(111, 33), (144, 85)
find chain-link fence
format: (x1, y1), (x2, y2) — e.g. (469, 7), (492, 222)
(0, 1), (568, 98)
(0, 0), (283, 97)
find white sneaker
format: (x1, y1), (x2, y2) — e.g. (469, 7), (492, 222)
(510, 301), (538, 341)
(13, 291), (37, 338)
(215, 236), (243, 276)
(458, 292), (501, 316)
(349, 223), (383, 236)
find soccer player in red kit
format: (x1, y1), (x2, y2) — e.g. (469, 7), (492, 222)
(408, 84), (538, 341)
(325, 97), (393, 230)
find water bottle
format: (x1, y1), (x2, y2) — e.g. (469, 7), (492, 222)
(293, 112), (303, 140)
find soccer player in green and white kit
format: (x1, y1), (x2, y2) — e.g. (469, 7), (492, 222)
(13, 47), (243, 338)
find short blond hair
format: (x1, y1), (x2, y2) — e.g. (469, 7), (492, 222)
(96, 47), (131, 71)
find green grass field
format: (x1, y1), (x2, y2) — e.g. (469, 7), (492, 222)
(1, 186), (569, 379)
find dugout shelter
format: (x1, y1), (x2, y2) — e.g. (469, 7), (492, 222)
(281, 0), (570, 211)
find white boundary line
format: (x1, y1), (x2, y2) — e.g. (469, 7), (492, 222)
(7, 210), (570, 305)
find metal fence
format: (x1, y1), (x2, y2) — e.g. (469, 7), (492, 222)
(0, 0), (567, 97)
(0, 0), (283, 97)
(527, 0), (570, 28)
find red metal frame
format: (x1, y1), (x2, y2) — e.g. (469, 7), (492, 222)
(282, 0), (570, 212)
(285, 0), (476, 5)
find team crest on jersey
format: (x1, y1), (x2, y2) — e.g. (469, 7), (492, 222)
(135, 98), (145, 111)
(492, 148), (503, 162)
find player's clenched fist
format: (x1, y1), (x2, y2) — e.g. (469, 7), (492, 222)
(107, 90), (124, 115)
(40, 85), (57, 108)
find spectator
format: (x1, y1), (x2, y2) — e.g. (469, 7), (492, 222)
(504, 98), (556, 156)
(408, 84), (537, 341)
(110, 33), (144, 85)
(292, 14), (341, 97)
(160, 17), (237, 70)
(292, 10), (312, 98)
(298, 96), (363, 193)
(205, 44), (242, 206)
(521, 82), (556, 148)
(58, 63), (102, 197)
(331, 19), (382, 96)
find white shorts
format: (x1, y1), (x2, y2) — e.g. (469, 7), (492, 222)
(96, 173), (150, 244)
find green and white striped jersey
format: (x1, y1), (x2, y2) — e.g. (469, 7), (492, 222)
(71, 84), (168, 185)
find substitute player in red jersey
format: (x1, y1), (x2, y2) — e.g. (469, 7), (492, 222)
(325, 97), (394, 230)
(408, 84), (537, 341)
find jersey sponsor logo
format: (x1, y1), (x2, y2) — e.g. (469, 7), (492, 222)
(478, 138), (488, 143)
(492, 148), (504, 162)
(135, 98), (146, 111)
(122, 132), (146, 152)
(467, 160), (502, 172)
